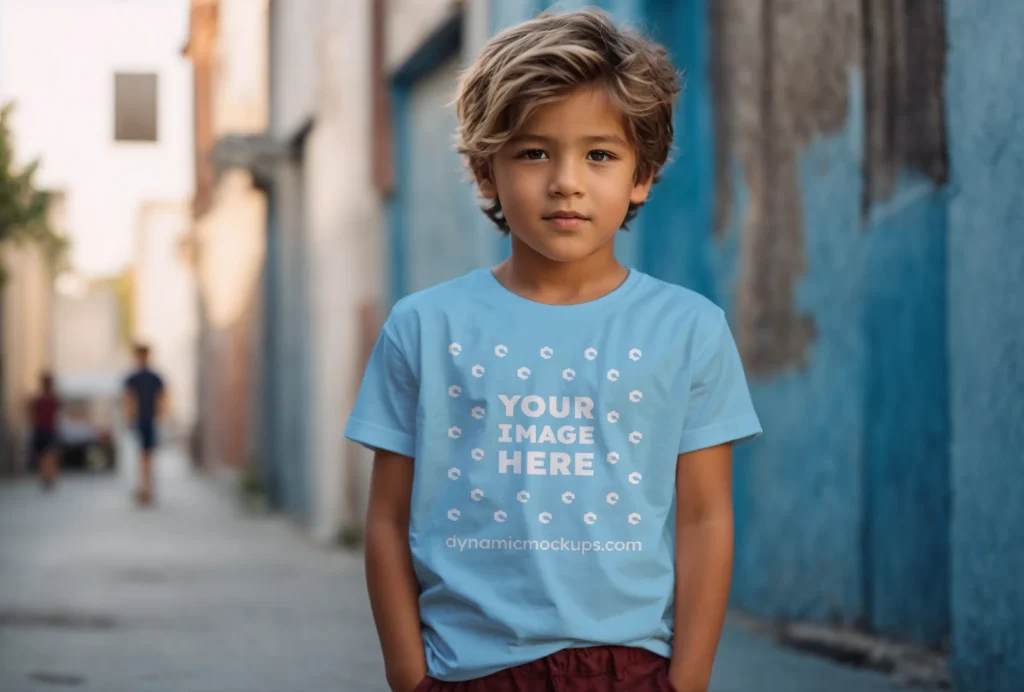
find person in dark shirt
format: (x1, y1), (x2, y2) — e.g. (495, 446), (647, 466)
(124, 344), (165, 507)
(27, 372), (61, 490)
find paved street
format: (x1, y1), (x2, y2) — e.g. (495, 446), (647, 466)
(1, 444), (916, 692)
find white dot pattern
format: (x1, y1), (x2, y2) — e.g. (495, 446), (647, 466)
(442, 339), (647, 528)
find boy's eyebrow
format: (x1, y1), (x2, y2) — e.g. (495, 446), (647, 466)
(509, 133), (630, 147)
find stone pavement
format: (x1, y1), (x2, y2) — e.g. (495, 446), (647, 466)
(0, 444), (916, 692)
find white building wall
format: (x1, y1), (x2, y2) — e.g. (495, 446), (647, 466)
(196, 0), (269, 334)
(0, 0), (194, 277)
(268, 0), (318, 140)
(260, 0), (484, 541)
(190, 0), (270, 471)
(213, 0), (270, 137)
(52, 286), (126, 375)
(300, 0), (382, 542)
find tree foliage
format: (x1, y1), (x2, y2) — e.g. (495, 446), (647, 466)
(0, 101), (66, 282)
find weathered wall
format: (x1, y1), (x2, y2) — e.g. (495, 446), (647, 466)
(403, 54), (487, 294)
(268, 0), (318, 140)
(304, 0), (383, 543)
(641, 0), (951, 647)
(945, 0), (1024, 688)
(187, 0), (269, 472)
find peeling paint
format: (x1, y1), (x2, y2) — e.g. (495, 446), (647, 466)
(714, 0), (859, 375)
(862, 0), (948, 210)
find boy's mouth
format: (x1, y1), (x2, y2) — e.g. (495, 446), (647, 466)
(543, 211), (590, 230)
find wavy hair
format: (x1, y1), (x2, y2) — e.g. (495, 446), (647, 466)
(454, 8), (681, 231)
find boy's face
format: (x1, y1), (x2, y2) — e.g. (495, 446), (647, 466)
(479, 86), (652, 264)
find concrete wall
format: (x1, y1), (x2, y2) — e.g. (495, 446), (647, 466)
(212, 0), (269, 136)
(263, 0), (316, 523)
(188, 0), (269, 471)
(0, 242), (53, 470)
(261, 0), (385, 540)
(302, 0), (383, 542)
(0, 0), (194, 277)
(945, 1), (1024, 688)
(268, 0), (318, 140)
(401, 53), (487, 294)
(134, 200), (198, 439)
(52, 283), (126, 375)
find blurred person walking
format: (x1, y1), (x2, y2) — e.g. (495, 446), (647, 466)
(27, 371), (62, 490)
(124, 344), (166, 507)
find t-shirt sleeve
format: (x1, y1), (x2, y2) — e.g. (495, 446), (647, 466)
(677, 310), (762, 455)
(344, 320), (419, 458)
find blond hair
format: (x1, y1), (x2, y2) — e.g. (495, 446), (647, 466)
(454, 8), (681, 231)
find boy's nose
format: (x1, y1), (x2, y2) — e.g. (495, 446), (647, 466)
(548, 160), (584, 197)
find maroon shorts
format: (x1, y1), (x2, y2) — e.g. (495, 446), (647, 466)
(414, 645), (674, 691)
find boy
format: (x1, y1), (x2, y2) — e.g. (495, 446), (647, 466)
(345, 9), (761, 692)
(124, 344), (166, 507)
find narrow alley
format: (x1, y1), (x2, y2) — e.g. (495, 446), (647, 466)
(1, 445), (917, 692)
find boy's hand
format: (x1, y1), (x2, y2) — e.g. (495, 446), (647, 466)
(669, 442), (734, 692)
(365, 449), (429, 692)
(667, 662), (707, 692)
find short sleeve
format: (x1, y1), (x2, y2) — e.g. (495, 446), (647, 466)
(344, 321), (419, 457)
(677, 310), (762, 455)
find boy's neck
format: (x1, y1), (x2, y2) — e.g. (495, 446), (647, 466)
(493, 238), (629, 306)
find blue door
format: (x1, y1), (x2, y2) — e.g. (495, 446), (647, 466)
(389, 18), (497, 302)
(263, 161), (312, 522)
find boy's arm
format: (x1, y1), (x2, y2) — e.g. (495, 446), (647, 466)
(668, 442), (735, 692)
(365, 448), (427, 692)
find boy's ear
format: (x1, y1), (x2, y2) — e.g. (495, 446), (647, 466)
(476, 164), (498, 199)
(630, 171), (655, 206)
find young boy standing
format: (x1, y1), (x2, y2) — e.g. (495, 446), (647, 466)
(124, 344), (166, 507)
(345, 10), (761, 692)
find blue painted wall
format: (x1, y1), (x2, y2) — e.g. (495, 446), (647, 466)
(389, 17), (498, 305)
(861, 179), (951, 646)
(946, 0), (1024, 688)
(639, 2), (952, 648)
(263, 163), (312, 522)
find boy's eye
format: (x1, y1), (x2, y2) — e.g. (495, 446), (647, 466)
(587, 150), (616, 162)
(516, 149), (548, 160)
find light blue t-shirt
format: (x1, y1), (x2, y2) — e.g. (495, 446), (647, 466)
(344, 268), (761, 682)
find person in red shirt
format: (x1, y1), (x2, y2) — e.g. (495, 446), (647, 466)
(28, 372), (61, 490)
